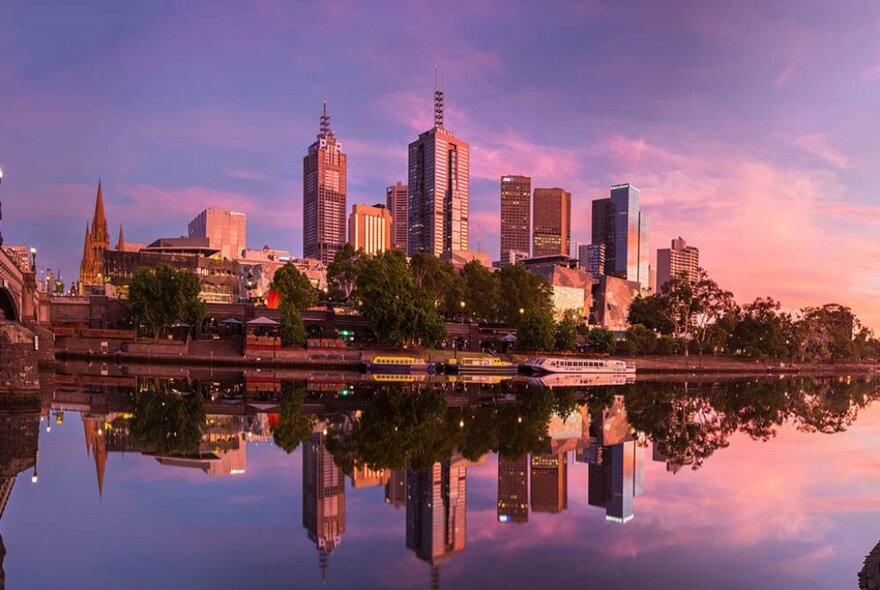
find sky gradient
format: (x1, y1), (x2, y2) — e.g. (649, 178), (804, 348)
(1, 1), (879, 326)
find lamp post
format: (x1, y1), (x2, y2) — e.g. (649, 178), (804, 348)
(460, 300), (466, 324)
(30, 246), (37, 272)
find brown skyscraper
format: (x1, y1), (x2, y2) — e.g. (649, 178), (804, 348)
(78, 179), (110, 294)
(532, 187), (571, 257)
(407, 84), (470, 256)
(499, 175), (531, 262)
(530, 451), (567, 513)
(386, 181), (408, 250)
(303, 102), (347, 264)
(497, 454), (529, 523)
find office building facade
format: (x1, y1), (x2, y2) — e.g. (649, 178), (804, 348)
(386, 181), (408, 250)
(656, 236), (699, 289)
(532, 188), (571, 257)
(590, 183), (650, 291)
(187, 208), (246, 261)
(304, 102), (347, 264)
(348, 203), (392, 256)
(499, 175), (532, 262)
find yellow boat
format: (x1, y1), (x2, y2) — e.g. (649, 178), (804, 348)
(444, 356), (518, 375)
(365, 355), (436, 374)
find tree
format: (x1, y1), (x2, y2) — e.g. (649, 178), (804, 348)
(460, 260), (500, 322)
(271, 263), (318, 311)
(279, 302), (307, 346)
(327, 243), (366, 302)
(129, 265), (204, 340)
(796, 304), (859, 363)
(587, 327), (617, 354)
(409, 252), (457, 315)
(628, 294), (675, 334)
(554, 312), (579, 351)
(353, 250), (446, 348)
(690, 273), (735, 358)
(626, 324), (658, 355)
(271, 383), (316, 453)
(497, 264), (554, 327)
(517, 308), (556, 351)
(730, 297), (789, 358)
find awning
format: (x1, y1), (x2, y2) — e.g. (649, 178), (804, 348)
(247, 316), (279, 326)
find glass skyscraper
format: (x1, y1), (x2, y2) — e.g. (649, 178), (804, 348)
(590, 183), (650, 291)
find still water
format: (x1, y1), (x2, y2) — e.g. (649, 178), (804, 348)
(2, 367), (880, 589)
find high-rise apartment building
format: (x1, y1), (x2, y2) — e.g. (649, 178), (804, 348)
(530, 452), (567, 513)
(499, 175), (532, 262)
(532, 188), (571, 257)
(407, 86), (469, 256)
(497, 454), (529, 523)
(348, 203), (392, 256)
(386, 181), (408, 250)
(303, 102), (347, 264)
(656, 236), (699, 289)
(187, 208), (246, 261)
(590, 183), (650, 291)
(406, 460), (466, 566)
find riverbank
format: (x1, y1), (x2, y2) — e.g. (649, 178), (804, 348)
(54, 343), (879, 376)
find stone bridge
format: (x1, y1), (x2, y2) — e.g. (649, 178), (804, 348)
(0, 247), (48, 325)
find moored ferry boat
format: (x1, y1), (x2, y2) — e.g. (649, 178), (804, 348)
(525, 373), (634, 388)
(444, 356), (519, 375)
(365, 355), (436, 374)
(522, 357), (635, 375)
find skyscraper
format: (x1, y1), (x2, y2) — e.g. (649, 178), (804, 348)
(303, 102), (347, 264)
(303, 428), (345, 582)
(386, 181), (408, 250)
(587, 440), (645, 524)
(187, 208), (246, 261)
(656, 236), (699, 289)
(406, 460), (466, 565)
(348, 203), (392, 256)
(577, 242), (605, 276)
(530, 451), (567, 513)
(497, 454), (529, 523)
(499, 175), (532, 262)
(79, 179), (110, 294)
(407, 84), (470, 256)
(590, 183), (650, 291)
(532, 187), (571, 257)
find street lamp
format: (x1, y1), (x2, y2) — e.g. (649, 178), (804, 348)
(460, 300), (466, 324)
(30, 246), (37, 271)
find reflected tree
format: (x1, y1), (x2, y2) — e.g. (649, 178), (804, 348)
(272, 383), (317, 453)
(130, 391), (206, 456)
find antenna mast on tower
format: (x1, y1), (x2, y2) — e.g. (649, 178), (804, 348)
(433, 66), (445, 129)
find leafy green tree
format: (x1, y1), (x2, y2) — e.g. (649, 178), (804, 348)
(409, 252), (457, 314)
(460, 260), (500, 322)
(327, 243), (367, 302)
(279, 302), (307, 346)
(730, 297), (789, 358)
(587, 327), (617, 354)
(517, 308), (556, 351)
(795, 304), (859, 363)
(129, 265), (204, 340)
(690, 272), (736, 358)
(628, 294), (675, 334)
(130, 391), (206, 456)
(272, 383), (316, 453)
(271, 263), (318, 310)
(554, 312), (579, 351)
(626, 324), (657, 355)
(353, 250), (446, 348)
(497, 264), (554, 327)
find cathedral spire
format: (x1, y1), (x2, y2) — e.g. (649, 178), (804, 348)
(91, 177), (109, 248)
(82, 222), (92, 264)
(116, 225), (126, 251)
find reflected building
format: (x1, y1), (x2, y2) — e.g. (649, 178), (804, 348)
(385, 469), (407, 509)
(349, 462), (390, 489)
(154, 415), (246, 477)
(406, 459), (467, 589)
(530, 452), (567, 513)
(303, 427), (345, 582)
(497, 454), (529, 523)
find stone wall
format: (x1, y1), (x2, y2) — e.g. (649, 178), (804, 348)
(0, 322), (39, 393)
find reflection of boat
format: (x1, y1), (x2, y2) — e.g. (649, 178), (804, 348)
(365, 355), (436, 374)
(445, 374), (514, 385)
(368, 373), (427, 383)
(523, 357), (635, 375)
(526, 373), (634, 388)
(444, 356), (519, 375)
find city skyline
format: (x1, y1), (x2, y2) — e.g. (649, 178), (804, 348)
(1, 1), (879, 327)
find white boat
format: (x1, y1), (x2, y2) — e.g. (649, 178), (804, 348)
(522, 357), (635, 375)
(525, 373), (634, 388)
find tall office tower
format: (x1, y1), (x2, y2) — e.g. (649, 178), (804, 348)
(303, 428), (346, 582)
(385, 469), (408, 509)
(590, 183), (650, 291)
(407, 84), (470, 256)
(577, 242), (606, 276)
(348, 203), (392, 256)
(187, 208), (246, 260)
(656, 236), (699, 289)
(530, 452), (567, 513)
(587, 440), (645, 525)
(303, 102), (347, 264)
(78, 179), (111, 294)
(386, 181), (409, 250)
(406, 460), (467, 583)
(532, 187), (571, 257)
(499, 175), (532, 262)
(497, 454), (529, 523)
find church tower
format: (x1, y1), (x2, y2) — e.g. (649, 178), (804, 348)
(78, 179), (111, 294)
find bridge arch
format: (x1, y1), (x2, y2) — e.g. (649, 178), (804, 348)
(0, 286), (18, 322)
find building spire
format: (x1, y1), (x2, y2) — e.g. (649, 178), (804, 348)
(91, 177), (109, 248)
(434, 67), (445, 129)
(82, 222), (92, 264)
(319, 100), (333, 139)
(116, 225), (126, 251)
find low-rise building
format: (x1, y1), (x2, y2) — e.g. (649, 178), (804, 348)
(593, 275), (641, 331)
(439, 250), (492, 270)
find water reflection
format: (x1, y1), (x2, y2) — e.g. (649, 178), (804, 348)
(2, 368), (879, 588)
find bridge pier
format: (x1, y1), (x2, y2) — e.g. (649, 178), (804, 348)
(0, 321), (40, 395)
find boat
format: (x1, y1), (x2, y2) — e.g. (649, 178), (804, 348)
(522, 357), (635, 375)
(444, 356), (519, 375)
(364, 355), (436, 374)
